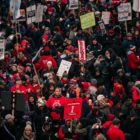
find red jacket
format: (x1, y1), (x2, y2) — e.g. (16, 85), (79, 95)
(46, 95), (66, 120)
(102, 121), (113, 129)
(107, 125), (125, 140)
(127, 50), (140, 70)
(132, 86), (140, 106)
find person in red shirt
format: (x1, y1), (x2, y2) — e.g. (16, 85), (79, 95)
(58, 119), (76, 140)
(107, 118), (125, 140)
(35, 55), (57, 71)
(10, 77), (27, 101)
(131, 81), (140, 107)
(127, 45), (140, 75)
(46, 87), (66, 124)
(112, 82), (125, 100)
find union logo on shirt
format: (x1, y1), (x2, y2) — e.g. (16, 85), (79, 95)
(52, 100), (61, 109)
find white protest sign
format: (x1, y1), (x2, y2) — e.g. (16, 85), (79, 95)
(0, 39), (5, 60)
(101, 11), (110, 24)
(27, 5), (36, 24)
(118, 2), (132, 21)
(133, 0), (140, 12)
(57, 60), (72, 77)
(36, 4), (44, 23)
(69, 0), (78, 9)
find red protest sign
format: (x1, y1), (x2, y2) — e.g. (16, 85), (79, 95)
(64, 98), (82, 119)
(78, 40), (86, 61)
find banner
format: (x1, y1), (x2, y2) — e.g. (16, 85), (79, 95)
(15, 93), (26, 112)
(36, 4), (44, 23)
(10, 0), (21, 19)
(78, 40), (86, 61)
(80, 12), (96, 30)
(0, 39), (5, 60)
(133, 0), (140, 12)
(68, 0), (78, 9)
(0, 92), (12, 111)
(101, 11), (110, 24)
(64, 98), (82, 119)
(27, 5), (36, 24)
(57, 60), (72, 77)
(118, 2), (132, 21)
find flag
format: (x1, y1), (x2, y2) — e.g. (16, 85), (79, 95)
(64, 98), (82, 119)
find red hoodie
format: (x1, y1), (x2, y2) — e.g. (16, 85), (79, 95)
(36, 55), (57, 70)
(132, 86), (140, 106)
(107, 124), (125, 140)
(47, 95), (66, 120)
(127, 50), (140, 70)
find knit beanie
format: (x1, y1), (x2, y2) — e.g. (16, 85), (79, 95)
(25, 121), (32, 131)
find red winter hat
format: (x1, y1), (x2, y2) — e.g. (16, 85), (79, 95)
(42, 46), (50, 52)
(21, 40), (27, 46)
(82, 82), (91, 91)
(107, 113), (115, 121)
(42, 35), (49, 41)
(114, 82), (124, 93)
(66, 45), (73, 52)
(48, 7), (54, 13)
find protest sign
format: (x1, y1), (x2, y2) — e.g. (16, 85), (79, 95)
(80, 12), (96, 30)
(101, 11), (110, 24)
(57, 60), (72, 77)
(133, 0), (140, 12)
(0, 39), (5, 60)
(98, 21), (106, 35)
(16, 9), (26, 21)
(10, 0), (21, 19)
(118, 2), (132, 21)
(27, 5), (36, 24)
(36, 4), (44, 23)
(64, 98), (82, 119)
(68, 0), (78, 9)
(78, 40), (86, 61)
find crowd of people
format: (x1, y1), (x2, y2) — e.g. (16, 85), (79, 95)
(0, 0), (140, 140)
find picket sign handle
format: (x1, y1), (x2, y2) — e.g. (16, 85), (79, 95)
(125, 21), (128, 34)
(32, 62), (43, 96)
(15, 21), (18, 43)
